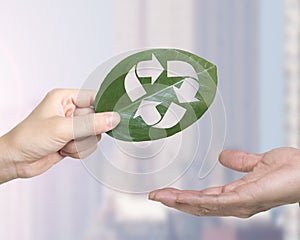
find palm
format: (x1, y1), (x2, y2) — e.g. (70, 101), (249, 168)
(149, 147), (300, 218)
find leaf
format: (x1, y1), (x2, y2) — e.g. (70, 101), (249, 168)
(95, 49), (218, 142)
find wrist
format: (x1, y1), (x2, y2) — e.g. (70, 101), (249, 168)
(0, 134), (18, 184)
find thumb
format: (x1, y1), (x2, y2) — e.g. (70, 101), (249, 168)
(93, 112), (120, 135)
(219, 150), (263, 172)
(61, 112), (120, 141)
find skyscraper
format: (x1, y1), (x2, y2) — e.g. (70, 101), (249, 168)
(285, 0), (300, 147)
(282, 1), (300, 240)
(194, 0), (260, 153)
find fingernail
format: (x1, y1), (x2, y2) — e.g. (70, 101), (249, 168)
(106, 112), (120, 129)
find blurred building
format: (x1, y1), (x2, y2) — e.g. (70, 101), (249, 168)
(0, 0), (291, 239)
(236, 223), (283, 240)
(282, 0), (300, 240)
(285, 0), (300, 147)
(86, 192), (168, 240)
(201, 222), (283, 240)
(195, 0), (260, 153)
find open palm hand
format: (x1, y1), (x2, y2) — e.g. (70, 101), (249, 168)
(149, 147), (300, 218)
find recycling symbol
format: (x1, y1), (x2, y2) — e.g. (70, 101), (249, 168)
(95, 49), (218, 142)
(125, 53), (200, 128)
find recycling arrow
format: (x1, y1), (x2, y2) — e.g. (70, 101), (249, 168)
(167, 60), (198, 79)
(136, 54), (164, 85)
(133, 100), (161, 126)
(127, 58), (201, 128)
(173, 78), (200, 103)
(95, 48), (218, 142)
(153, 102), (186, 129)
(124, 66), (147, 102)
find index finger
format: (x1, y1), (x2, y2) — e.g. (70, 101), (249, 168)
(72, 89), (97, 108)
(46, 89), (96, 108)
(149, 188), (249, 217)
(175, 191), (243, 217)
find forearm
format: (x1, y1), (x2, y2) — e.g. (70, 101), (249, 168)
(0, 135), (18, 184)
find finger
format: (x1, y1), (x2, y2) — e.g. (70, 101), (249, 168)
(149, 188), (241, 217)
(61, 135), (101, 154)
(149, 187), (224, 201)
(175, 191), (242, 216)
(221, 178), (249, 193)
(182, 179), (248, 196)
(199, 178), (252, 195)
(45, 89), (96, 108)
(149, 188), (180, 207)
(73, 112), (120, 137)
(219, 150), (263, 172)
(149, 189), (205, 216)
(149, 188), (181, 200)
(59, 112), (120, 141)
(199, 186), (223, 195)
(62, 144), (97, 159)
(149, 188), (207, 207)
(150, 183), (263, 217)
(74, 107), (94, 116)
(73, 89), (96, 108)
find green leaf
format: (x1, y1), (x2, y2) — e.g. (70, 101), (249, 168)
(95, 49), (218, 142)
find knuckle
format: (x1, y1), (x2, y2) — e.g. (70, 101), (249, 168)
(46, 88), (63, 98)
